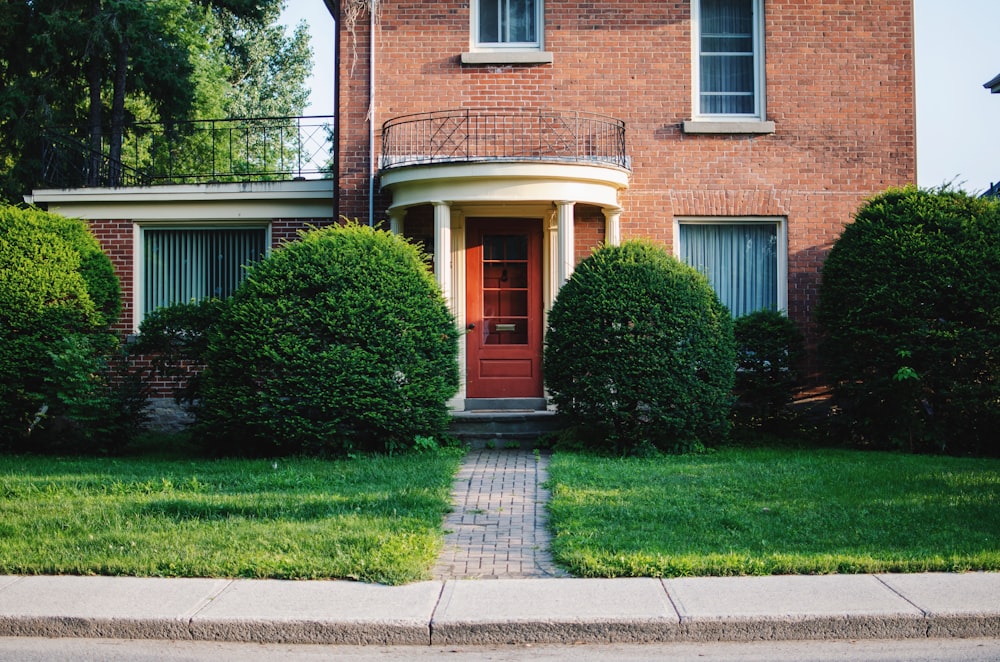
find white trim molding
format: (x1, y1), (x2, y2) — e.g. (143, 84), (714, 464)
(27, 180), (335, 220)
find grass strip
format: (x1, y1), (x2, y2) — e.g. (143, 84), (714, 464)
(547, 446), (1000, 577)
(0, 446), (462, 585)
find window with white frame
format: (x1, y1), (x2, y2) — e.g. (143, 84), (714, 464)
(474, 0), (541, 49)
(677, 219), (786, 317)
(141, 226), (268, 317)
(693, 0), (764, 118)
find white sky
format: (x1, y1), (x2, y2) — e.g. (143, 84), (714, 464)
(280, 0), (1000, 195)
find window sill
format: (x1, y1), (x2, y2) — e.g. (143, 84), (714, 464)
(461, 51), (554, 65)
(682, 120), (776, 135)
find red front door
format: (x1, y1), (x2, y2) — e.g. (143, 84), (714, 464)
(466, 219), (544, 398)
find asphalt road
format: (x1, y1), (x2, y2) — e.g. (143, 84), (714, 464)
(2, 638), (1000, 661)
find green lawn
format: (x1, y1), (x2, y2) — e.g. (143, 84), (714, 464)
(546, 447), (1000, 577)
(0, 444), (462, 585)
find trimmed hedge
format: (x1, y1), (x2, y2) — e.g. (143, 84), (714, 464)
(544, 240), (735, 454)
(817, 187), (1000, 455)
(732, 309), (805, 431)
(0, 205), (135, 452)
(133, 297), (226, 407)
(195, 223), (460, 456)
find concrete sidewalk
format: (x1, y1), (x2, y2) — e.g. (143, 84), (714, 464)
(0, 572), (997, 646)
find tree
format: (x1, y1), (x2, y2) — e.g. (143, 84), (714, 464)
(218, 5), (312, 119)
(0, 0), (312, 200)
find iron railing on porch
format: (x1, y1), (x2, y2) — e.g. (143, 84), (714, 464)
(40, 115), (334, 189)
(380, 109), (629, 171)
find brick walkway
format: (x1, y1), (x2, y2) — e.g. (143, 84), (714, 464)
(434, 449), (568, 579)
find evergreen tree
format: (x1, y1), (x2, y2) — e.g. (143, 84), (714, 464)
(0, 0), (312, 201)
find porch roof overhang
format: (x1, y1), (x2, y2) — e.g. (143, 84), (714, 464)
(379, 160), (630, 212)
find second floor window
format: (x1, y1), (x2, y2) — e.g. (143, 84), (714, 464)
(695, 0), (763, 117)
(476, 0), (539, 48)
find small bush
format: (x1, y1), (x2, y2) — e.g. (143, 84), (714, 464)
(0, 205), (136, 453)
(732, 309), (805, 431)
(195, 222), (460, 456)
(817, 186), (1000, 455)
(133, 297), (227, 406)
(543, 240), (736, 454)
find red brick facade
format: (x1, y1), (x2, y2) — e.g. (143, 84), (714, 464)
(86, 213), (334, 397)
(336, 0), (916, 351)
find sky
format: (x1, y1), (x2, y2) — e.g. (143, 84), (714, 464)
(280, 0), (1000, 195)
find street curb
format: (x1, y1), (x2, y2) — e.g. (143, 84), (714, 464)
(0, 574), (996, 646)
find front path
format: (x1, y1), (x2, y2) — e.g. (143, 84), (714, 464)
(433, 449), (568, 579)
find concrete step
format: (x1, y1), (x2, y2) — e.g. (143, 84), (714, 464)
(463, 398), (548, 411)
(449, 409), (565, 449)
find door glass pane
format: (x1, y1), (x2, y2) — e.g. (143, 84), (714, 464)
(481, 233), (529, 346)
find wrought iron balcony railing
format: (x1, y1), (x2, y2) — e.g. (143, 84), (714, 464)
(380, 109), (628, 171)
(40, 115), (333, 189)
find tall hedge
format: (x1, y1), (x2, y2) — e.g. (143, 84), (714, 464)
(732, 309), (805, 431)
(195, 223), (460, 456)
(544, 240), (735, 453)
(0, 205), (130, 451)
(817, 187), (1000, 455)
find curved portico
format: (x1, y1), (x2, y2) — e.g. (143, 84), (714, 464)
(382, 160), (628, 302)
(378, 109), (630, 405)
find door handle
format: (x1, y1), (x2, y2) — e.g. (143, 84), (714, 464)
(467, 323), (476, 330)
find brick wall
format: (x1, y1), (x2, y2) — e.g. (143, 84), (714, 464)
(337, 0), (916, 368)
(88, 216), (336, 398)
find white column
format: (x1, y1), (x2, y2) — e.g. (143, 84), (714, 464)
(432, 201), (452, 303)
(556, 200), (576, 286)
(603, 206), (622, 246)
(544, 209), (559, 311)
(388, 207), (406, 235)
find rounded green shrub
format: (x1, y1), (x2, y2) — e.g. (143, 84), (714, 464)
(133, 297), (227, 406)
(817, 186), (1000, 455)
(195, 223), (460, 456)
(544, 240), (736, 454)
(732, 309), (805, 431)
(0, 205), (129, 452)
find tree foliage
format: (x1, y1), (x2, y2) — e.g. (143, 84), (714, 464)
(0, 205), (142, 453)
(818, 186), (1000, 456)
(0, 0), (312, 201)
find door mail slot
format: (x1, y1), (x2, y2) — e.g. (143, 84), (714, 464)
(495, 323), (518, 332)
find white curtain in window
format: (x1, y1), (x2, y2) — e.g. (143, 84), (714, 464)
(700, 0), (755, 114)
(680, 223), (777, 317)
(144, 228), (266, 314)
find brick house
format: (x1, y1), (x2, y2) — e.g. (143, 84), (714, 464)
(28, 0), (915, 411)
(332, 0), (915, 405)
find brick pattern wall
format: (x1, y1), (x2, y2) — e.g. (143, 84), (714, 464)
(337, 0), (916, 366)
(89, 216), (335, 398)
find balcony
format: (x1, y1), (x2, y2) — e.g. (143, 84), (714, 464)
(380, 109), (629, 172)
(40, 116), (333, 189)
